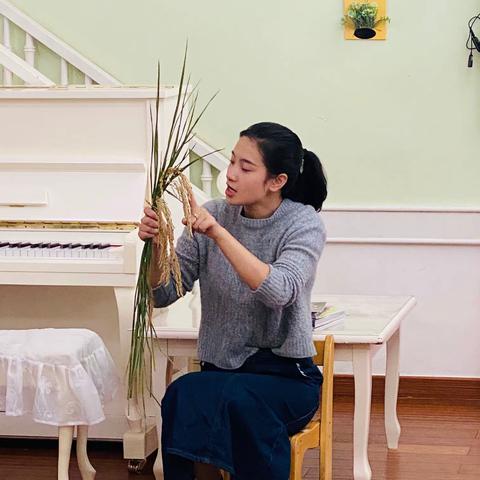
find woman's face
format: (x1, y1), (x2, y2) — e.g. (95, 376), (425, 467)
(225, 136), (280, 206)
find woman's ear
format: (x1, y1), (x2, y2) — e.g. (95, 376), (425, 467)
(268, 173), (288, 193)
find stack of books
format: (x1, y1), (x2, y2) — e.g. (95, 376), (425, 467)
(311, 301), (346, 330)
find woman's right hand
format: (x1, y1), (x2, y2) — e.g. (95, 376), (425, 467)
(138, 206), (159, 241)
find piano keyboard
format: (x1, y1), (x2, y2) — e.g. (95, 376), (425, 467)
(0, 241), (122, 259)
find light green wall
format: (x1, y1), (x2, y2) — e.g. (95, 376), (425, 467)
(7, 0), (480, 206)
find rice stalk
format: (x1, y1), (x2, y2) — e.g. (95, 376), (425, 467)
(126, 45), (219, 407)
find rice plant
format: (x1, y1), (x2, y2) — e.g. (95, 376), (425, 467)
(127, 46), (219, 407)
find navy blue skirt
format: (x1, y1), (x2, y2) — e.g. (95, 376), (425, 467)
(161, 349), (323, 480)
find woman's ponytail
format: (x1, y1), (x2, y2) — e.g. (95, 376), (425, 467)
(285, 148), (327, 211)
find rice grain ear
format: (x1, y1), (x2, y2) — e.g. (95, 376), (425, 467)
(155, 193), (184, 298)
(169, 248), (183, 298)
(171, 171), (194, 237)
(155, 197), (174, 286)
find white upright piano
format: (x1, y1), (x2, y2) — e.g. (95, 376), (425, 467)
(0, 86), (186, 466)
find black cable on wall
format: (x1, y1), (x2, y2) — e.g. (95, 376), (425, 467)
(466, 13), (480, 67)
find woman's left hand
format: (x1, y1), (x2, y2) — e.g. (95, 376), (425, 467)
(183, 194), (223, 240)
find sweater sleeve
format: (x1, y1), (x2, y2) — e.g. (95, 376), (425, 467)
(251, 216), (326, 309)
(152, 227), (201, 308)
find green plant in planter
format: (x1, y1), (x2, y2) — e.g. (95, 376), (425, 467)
(342, 1), (390, 39)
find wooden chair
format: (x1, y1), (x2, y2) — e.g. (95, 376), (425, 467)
(221, 335), (335, 480)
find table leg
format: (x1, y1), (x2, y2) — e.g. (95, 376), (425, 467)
(385, 328), (401, 449)
(152, 348), (169, 480)
(352, 345), (373, 480)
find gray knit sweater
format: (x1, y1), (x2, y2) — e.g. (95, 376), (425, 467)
(153, 198), (326, 369)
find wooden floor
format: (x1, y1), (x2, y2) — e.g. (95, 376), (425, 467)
(1, 395), (479, 479)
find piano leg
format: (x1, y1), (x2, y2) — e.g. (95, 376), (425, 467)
(114, 287), (158, 472)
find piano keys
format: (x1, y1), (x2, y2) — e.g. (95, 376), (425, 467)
(0, 221), (138, 278)
(0, 241), (119, 258)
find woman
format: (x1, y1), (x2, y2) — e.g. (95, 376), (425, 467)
(139, 122), (328, 480)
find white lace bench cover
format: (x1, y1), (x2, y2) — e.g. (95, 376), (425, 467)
(0, 328), (120, 426)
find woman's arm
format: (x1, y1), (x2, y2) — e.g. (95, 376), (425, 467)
(187, 197), (269, 290)
(189, 196), (325, 308)
(211, 226), (269, 290)
(250, 222), (325, 308)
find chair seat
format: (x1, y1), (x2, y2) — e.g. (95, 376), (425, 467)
(290, 407), (321, 438)
(310, 408), (322, 423)
(290, 417), (320, 448)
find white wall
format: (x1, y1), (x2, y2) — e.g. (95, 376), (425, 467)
(315, 208), (480, 378)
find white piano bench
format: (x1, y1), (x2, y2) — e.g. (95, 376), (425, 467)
(0, 328), (120, 480)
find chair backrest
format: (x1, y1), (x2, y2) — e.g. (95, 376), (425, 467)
(313, 335), (334, 480)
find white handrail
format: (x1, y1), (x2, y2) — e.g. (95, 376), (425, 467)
(0, 0), (120, 85)
(0, 44), (53, 85)
(190, 136), (228, 172)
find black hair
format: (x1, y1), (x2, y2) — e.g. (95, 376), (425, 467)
(239, 122), (327, 211)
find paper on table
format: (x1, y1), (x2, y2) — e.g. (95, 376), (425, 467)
(311, 304), (347, 329)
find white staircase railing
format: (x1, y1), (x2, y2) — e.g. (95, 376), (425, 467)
(189, 137), (228, 197)
(0, 0), (119, 86)
(0, 42), (53, 85)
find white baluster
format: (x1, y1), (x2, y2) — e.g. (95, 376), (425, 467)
(84, 74), (93, 85)
(3, 16), (13, 85)
(60, 57), (68, 85)
(24, 32), (35, 66)
(200, 159), (213, 197)
(216, 167), (227, 197)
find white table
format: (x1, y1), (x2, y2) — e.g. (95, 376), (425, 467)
(151, 294), (416, 480)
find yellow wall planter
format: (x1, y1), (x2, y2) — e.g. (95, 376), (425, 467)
(343, 0), (388, 40)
